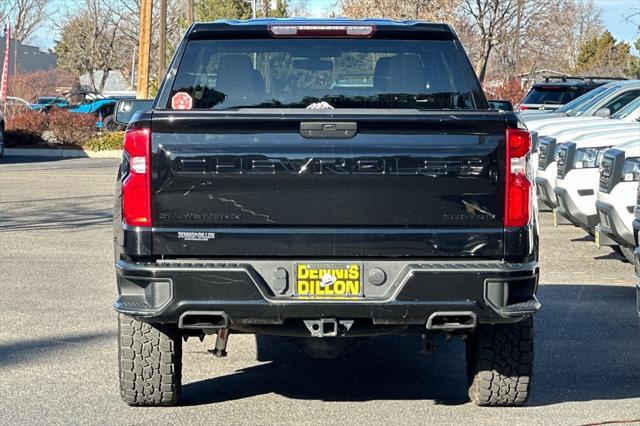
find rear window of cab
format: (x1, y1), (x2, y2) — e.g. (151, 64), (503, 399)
(522, 85), (592, 106)
(169, 38), (477, 110)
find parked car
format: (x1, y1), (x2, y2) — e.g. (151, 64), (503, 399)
(554, 131), (640, 233)
(522, 80), (640, 124)
(39, 90), (124, 131)
(517, 76), (622, 112)
(31, 96), (70, 111)
(112, 19), (540, 407)
(65, 98), (118, 130)
(595, 140), (640, 262)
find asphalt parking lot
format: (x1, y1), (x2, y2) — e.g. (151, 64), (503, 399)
(1, 156), (639, 425)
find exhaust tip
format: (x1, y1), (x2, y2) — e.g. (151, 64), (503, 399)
(426, 311), (477, 331)
(178, 311), (229, 329)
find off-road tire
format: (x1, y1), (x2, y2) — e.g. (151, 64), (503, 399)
(118, 314), (182, 406)
(466, 318), (533, 406)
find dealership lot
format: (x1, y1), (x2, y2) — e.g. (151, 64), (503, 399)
(1, 156), (639, 425)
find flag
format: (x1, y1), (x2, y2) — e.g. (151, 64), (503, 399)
(0, 22), (10, 103)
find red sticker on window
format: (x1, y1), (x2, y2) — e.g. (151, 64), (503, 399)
(171, 92), (193, 110)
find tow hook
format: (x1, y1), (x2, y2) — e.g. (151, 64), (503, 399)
(303, 319), (354, 337)
(208, 328), (229, 357)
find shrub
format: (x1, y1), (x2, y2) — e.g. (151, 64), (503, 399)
(84, 131), (124, 151)
(483, 79), (528, 106)
(8, 69), (78, 103)
(48, 108), (97, 146)
(4, 110), (49, 146)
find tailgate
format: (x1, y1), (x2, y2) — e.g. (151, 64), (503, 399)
(150, 111), (506, 258)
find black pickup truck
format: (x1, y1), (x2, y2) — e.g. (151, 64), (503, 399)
(113, 19), (540, 407)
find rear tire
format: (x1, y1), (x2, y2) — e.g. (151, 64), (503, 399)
(118, 314), (182, 406)
(466, 318), (533, 406)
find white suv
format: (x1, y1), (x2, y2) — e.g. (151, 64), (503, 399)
(595, 140), (640, 262)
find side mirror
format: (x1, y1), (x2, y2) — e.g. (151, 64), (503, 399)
(115, 99), (154, 125)
(594, 107), (611, 118)
(488, 99), (513, 112)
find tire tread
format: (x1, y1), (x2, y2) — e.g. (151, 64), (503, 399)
(118, 314), (182, 406)
(467, 318), (533, 406)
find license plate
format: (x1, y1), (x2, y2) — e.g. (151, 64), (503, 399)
(295, 263), (362, 299)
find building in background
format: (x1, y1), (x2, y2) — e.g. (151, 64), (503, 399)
(0, 36), (56, 75)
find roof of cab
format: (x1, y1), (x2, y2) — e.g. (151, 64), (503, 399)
(187, 17), (456, 39)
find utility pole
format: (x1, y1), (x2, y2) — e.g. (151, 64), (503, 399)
(130, 46), (136, 90)
(252, 0), (257, 19)
(186, 0), (194, 25)
(136, 0), (152, 99)
(158, 0), (167, 79)
(513, 0), (523, 79)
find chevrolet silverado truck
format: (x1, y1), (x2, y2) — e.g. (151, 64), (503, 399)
(535, 117), (640, 209)
(113, 19), (540, 407)
(554, 130), (640, 233)
(596, 140), (640, 263)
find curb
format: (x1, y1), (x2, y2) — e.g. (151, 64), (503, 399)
(4, 148), (122, 159)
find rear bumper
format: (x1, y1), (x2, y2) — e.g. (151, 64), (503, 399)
(114, 259), (540, 329)
(596, 200), (635, 248)
(554, 186), (598, 230)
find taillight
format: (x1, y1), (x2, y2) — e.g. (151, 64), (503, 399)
(268, 24), (376, 38)
(516, 105), (529, 111)
(122, 127), (151, 227)
(505, 128), (532, 227)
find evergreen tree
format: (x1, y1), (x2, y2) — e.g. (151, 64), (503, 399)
(195, 0), (252, 21)
(574, 31), (632, 76)
(193, 0), (289, 21)
(272, 0), (289, 17)
(625, 38), (640, 78)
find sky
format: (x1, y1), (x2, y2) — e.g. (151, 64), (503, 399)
(27, 0), (640, 51)
(591, 0), (639, 44)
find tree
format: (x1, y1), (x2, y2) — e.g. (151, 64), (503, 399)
(460, 0), (524, 82)
(627, 38), (640, 78)
(193, 0), (252, 21)
(55, 0), (126, 92)
(574, 31), (632, 77)
(113, 0), (184, 89)
(254, 0), (289, 17)
(340, 0), (459, 22)
(271, 0), (289, 17)
(0, 0), (53, 43)
(10, 0), (52, 42)
(288, 0), (310, 16)
(482, 0), (603, 80)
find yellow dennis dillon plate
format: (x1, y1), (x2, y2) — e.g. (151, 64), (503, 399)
(294, 263), (362, 299)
